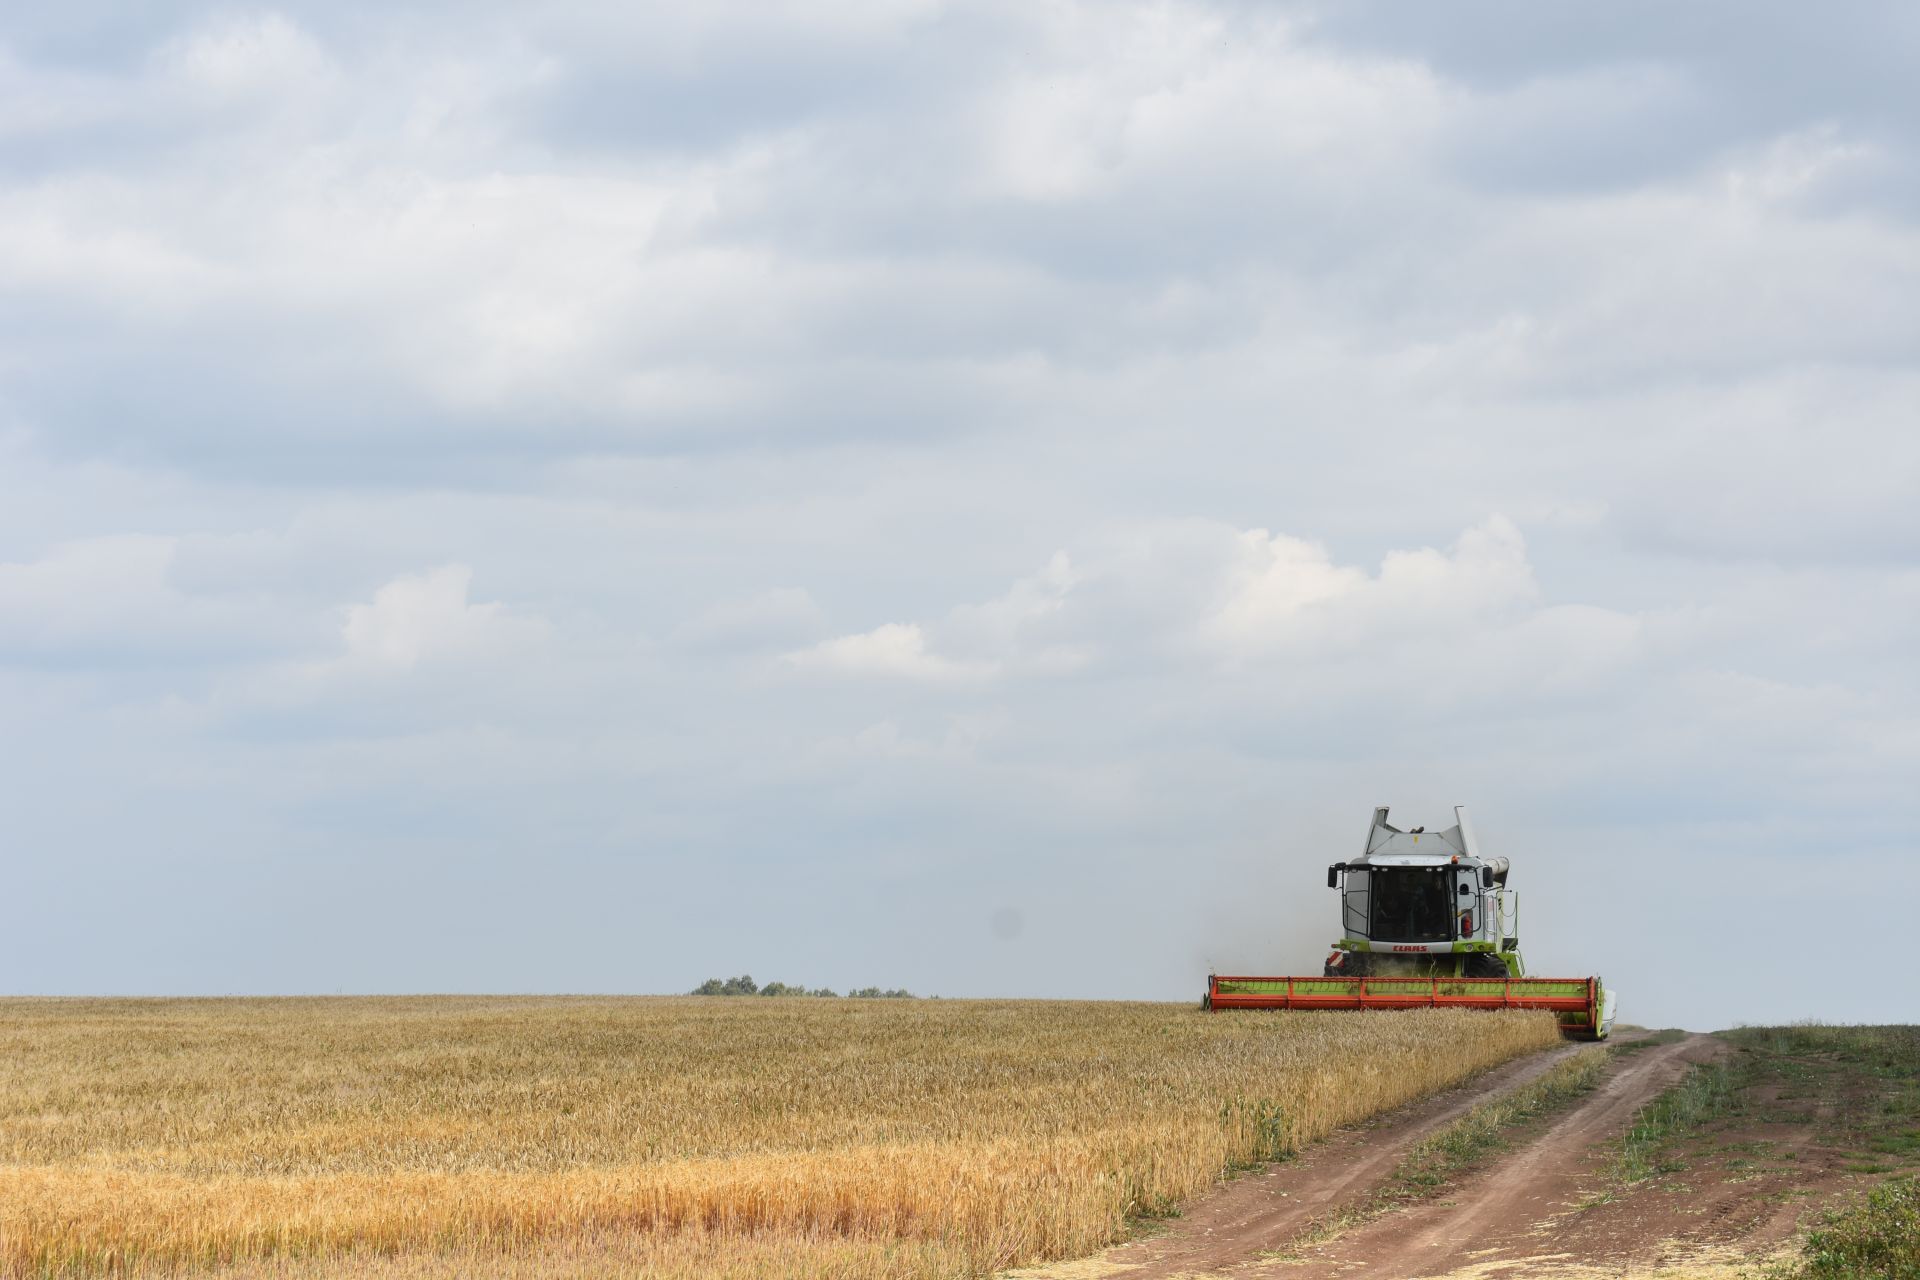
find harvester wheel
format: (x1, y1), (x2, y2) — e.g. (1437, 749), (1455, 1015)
(1464, 952), (1508, 979)
(1324, 952), (1370, 978)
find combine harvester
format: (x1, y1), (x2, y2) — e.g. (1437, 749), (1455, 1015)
(1206, 806), (1616, 1040)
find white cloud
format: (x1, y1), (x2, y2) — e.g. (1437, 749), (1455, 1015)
(155, 12), (338, 106)
(191, 563), (560, 732)
(775, 517), (1636, 714)
(785, 621), (995, 683)
(0, 535), (177, 639)
(1200, 530), (1370, 655)
(942, 551), (1091, 674)
(1200, 515), (1548, 665)
(339, 564), (546, 670)
(786, 552), (1094, 684)
(0, 535), (292, 664)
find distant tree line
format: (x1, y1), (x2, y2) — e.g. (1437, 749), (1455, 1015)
(689, 974), (915, 999)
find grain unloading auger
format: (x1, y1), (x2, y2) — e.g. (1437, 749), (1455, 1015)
(1204, 806), (1616, 1040)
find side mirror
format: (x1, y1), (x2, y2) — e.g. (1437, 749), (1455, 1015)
(1480, 866), (1495, 889)
(1327, 865), (1340, 889)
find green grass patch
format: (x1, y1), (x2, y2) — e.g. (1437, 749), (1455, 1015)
(1390, 1050), (1610, 1196)
(1718, 1027), (1920, 1280)
(1724, 1025), (1920, 1079)
(1617, 1058), (1743, 1183)
(1614, 1029), (1689, 1052)
(1869, 1130), (1920, 1157)
(1777, 1175), (1920, 1280)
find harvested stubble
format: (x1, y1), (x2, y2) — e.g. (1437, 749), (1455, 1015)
(0, 996), (1562, 1277)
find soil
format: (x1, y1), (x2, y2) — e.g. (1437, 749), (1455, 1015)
(1012, 1030), (1905, 1280)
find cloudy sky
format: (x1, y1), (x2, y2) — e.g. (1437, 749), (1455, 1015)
(3, 2), (1916, 1029)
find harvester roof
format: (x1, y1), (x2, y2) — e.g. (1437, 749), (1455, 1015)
(1355, 852), (1469, 868)
(1361, 804), (1479, 862)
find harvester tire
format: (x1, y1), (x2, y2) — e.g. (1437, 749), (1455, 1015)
(1464, 952), (1508, 979)
(1324, 953), (1370, 978)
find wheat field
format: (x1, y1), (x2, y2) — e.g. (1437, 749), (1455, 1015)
(0, 996), (1562, 1278)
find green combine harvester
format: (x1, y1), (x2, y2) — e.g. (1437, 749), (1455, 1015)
(1205, 806), (1616, 1040)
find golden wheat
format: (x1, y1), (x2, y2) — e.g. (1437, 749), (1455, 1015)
(0, 996), (1561, 1277)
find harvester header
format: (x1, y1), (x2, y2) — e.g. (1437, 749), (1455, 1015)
(1205, 805), (1615, 1040)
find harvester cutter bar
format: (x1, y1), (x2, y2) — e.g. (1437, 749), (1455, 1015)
(1205, 974), (1607, 1040)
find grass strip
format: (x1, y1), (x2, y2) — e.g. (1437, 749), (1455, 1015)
(1612, 1028), (1688, 1053)
(1272, 1047), (1610, 1258)
(1388, 1048), (1611, 1198)
(1616, 1057), (1743, 1183)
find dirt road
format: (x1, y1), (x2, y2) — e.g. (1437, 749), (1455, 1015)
(1011, 1033), (1776, 1280)
(1294, 1034), (1723, 1279)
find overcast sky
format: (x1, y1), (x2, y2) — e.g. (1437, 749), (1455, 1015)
(3, 2), (1916, 1029)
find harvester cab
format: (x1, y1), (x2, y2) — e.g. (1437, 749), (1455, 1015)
(1205, 805), (1616, 1040)
(1324, 806), (1518, 980)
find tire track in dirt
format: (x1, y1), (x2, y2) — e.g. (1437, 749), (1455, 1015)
(1283, 1033), (1724, 1279)
(1008, 1040), (1598, 1280)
